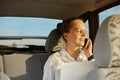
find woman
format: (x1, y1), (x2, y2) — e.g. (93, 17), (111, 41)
(43, 18), (93, 80)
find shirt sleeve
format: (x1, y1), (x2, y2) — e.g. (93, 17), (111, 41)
(43, 55), (55, 80)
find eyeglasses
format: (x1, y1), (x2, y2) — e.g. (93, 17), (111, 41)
(73, 29), (87, 34)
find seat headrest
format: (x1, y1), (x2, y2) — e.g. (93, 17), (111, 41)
(93, 14), (120, 68)
(45, 29), (66, 52)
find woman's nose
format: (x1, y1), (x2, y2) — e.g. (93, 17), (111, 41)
(80, 31), (86, 36)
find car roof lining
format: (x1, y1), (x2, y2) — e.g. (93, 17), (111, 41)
(0, 0), (118, 20)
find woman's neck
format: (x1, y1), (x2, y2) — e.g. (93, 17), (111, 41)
(65, 46), (80, 60)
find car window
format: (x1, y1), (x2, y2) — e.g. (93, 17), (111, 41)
(85, 20), (89, 37)
(0, 17), (62, 47)
(99, 5), (120, 26)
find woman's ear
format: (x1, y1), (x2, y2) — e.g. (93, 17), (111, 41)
(63, 33), (68, 40)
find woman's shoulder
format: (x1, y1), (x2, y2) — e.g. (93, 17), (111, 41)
(49, 51), (61, 59)
(47, 49), (65, 61)
(45, 51), (61, 64)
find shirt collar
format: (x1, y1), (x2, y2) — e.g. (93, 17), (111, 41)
(59, 48), (87, 62)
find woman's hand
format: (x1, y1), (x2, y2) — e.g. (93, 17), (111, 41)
(83, 38), (93, 58)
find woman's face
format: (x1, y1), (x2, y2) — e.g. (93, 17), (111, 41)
(64, 19), (86, 47)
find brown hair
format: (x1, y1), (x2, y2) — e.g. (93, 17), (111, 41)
(56, 17), (83, 36)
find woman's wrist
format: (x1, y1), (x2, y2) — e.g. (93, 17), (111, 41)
(88, 55), (94, 61)
(85, 52), (92, 58)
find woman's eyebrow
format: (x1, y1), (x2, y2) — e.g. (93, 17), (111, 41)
(74, 28), (85, 30)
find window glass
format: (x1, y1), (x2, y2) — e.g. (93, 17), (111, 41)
(0, 17), (62, 36)
(85, 20), (89, 37)
(0, 17), (62, 46)
(99, 5), (120, 25)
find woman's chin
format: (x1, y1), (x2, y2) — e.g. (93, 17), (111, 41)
(81, 42), (85, 46)
(78, 43), (84, 47)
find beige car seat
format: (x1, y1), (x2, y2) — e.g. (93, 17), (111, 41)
(88, 14), (120, 80)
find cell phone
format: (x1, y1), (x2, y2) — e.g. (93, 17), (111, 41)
(83, 39), (88, 48)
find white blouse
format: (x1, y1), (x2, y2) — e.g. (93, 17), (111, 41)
(43, 48), (88, 80)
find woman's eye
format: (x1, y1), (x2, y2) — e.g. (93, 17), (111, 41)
(75, 30), (87, 34)
(76, 30), (80, 32)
